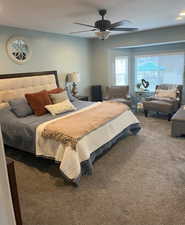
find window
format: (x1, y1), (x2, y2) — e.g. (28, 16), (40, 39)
(135, 53), (184, 92)
(114, 56), (128, 86)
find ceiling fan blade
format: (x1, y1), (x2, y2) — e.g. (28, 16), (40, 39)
(74, 22), (96, 28)
(70, 29), (96, 34)
(110, 27), (138, 31)
(110, 20), (131, 28)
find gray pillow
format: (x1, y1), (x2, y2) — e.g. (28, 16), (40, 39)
(65, 86), (78, 102)
(49, 91), (69, 104)
(9, 98), (33, 117)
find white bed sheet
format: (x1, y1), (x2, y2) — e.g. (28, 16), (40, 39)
(36, 103), (139, 180)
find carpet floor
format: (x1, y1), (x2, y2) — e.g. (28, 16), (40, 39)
(5, 114), (185, 225)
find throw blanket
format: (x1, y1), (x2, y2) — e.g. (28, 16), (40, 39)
(36, 103), (140, 184)
(42, 101), (129, 150)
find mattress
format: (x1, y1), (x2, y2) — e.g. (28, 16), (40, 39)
(0, 100), (93, 153)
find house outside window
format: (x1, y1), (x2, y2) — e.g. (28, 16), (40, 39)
(135, 53), (184, 92)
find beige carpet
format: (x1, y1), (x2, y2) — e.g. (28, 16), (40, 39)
(6, 114), (185, 225)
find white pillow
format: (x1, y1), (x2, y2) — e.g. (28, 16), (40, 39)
(45, 99), (76, 116)
(155, 89), (177, 99)
(49, 91), (69, 104)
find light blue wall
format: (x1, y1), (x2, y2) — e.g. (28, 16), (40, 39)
(1, 24), (185, 98)
(0, 25), (92, 95)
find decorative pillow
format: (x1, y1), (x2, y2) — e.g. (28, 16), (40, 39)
(155, 89), (177, 99)
(47, 88), (64, 94)
(45, 99), (76, 116)
(9, 98), (33, 117)
(25, 90), (52, 116)
(49, 91), (69, 104)
(65, 86), (77, 102)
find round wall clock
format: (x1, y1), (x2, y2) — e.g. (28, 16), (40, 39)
(6, 36), (31, 64)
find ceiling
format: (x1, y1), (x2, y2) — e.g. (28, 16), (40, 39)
(0, 0), (185, 38)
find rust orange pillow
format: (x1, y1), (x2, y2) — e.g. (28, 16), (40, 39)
(47, 88), (64, 94)
(25, 90), (52, 116)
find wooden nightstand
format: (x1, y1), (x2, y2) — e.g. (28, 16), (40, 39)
(77, 96), (89, 101)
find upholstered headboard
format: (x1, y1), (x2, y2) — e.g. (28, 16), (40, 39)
(0, 71), (59, 103)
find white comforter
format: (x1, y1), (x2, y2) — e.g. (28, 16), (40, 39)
(36, 103), (139, 181)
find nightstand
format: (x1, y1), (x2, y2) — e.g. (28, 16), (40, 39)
(77, 96), (89, 101)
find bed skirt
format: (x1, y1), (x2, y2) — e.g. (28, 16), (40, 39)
(4, 123), (141, 187)
(62, 123), (141, 186)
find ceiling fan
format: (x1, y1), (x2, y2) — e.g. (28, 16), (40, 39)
(70, 9), (138, 40)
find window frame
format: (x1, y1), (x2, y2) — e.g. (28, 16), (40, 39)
(112, 55), (129, 86)
(134, 51), (185, 92)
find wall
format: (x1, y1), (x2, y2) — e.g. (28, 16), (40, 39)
(91, 25), (185, 93)
(0, 128), (16, 225)
(0, 25), (92, 95)
(1, 24), (185, 97)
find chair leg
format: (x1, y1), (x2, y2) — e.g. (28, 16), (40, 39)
(168, 113), (172, 121)
(144, 110), (148, 117)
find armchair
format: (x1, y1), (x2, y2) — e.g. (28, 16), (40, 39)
(104, 85), (131, 107)
(143, 84), (183, 121)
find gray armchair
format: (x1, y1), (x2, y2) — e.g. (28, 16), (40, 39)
(104, 85), (131, 107)
(143, 84), (183, 121)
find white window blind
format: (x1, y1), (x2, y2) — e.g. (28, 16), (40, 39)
(114, 56), (129, 86)
(135, 53), (184, 92)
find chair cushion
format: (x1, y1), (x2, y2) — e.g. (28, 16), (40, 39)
(155, 89), (177, 99)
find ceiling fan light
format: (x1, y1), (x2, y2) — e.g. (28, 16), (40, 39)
(95, 31), (110, 40)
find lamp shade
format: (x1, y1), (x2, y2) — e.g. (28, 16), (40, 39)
(67, 72), (80, 83)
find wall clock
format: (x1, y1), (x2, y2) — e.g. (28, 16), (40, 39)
(6, 36), (31, 64)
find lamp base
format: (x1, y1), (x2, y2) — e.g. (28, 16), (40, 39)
(72, 82), (78, 96)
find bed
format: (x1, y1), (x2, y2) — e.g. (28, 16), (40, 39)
(0, 71), (141, 185)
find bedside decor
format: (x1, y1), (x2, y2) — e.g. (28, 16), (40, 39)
(141, 79), (149, 90)
(6, 36), (31, 64)
(136, 83), (142, 90)
(65, 72), (80, 96)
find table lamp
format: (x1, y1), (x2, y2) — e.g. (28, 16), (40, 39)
(66, 72), (80, 96)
